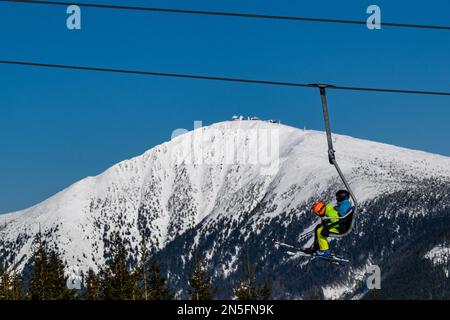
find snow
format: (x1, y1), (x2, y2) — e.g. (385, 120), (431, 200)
(425, 244), (450, 277)
(1, 120), (450, 275)
(322, 262), (374, 300)
(221, 247), (241, 279)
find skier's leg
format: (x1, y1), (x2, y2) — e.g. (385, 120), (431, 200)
(312, 224), (322, 251)
(329, 227), (339, 235)
(317, 226), (330, 251)
(303, 225), (321, 254)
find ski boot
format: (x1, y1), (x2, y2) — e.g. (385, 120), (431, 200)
(316, 249), (330, 257)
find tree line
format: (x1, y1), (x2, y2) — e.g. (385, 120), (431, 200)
(0, 232), (271, 300)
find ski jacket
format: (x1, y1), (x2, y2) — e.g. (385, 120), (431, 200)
(336, 199), (352, 217)
(323, 204), (340, 227)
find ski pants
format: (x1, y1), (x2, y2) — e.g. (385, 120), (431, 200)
(315, 224), (339, 251)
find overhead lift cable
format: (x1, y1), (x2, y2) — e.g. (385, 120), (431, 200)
(2, 0), (450, 31)
(2, 58), (449, 240)
(1, 59), (450, 97)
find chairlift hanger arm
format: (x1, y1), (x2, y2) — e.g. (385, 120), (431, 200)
(321, 209), (353, 220)
(317, 84), (336, 165)
(314, 84), (359, 237)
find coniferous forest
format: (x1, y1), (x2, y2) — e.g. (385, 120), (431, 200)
(0, 232), (271, 301)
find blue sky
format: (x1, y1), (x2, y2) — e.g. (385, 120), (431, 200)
(0, 0), (449, 213)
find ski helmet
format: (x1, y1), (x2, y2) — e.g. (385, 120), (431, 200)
(336, 190), (350, 202)
(312, 201), (326, 217)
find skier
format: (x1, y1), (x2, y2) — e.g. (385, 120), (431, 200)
(305, 190), (353, 257)
(335, 190), (352, 218)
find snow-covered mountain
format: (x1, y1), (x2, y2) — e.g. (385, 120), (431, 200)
(1, 120), (450, 299)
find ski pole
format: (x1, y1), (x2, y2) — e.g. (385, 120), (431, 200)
(298, 230), (315, 242)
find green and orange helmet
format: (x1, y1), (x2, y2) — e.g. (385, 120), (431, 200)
(312, 201), (326, 217)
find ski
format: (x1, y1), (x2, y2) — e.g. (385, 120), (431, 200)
(311, 254), (350, 266)
(273, 239), (350, 266)
(273, 240), (304, 252)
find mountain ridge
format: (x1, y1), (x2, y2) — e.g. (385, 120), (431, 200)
(1, 120), (450, 299)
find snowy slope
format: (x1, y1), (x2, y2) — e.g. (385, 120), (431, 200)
(1, 120), (450, 298)
(425, 244), (450, 277)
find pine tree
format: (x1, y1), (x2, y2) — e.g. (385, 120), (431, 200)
(148, 258), (173, 300)
(134, 238), (172, 300)
(233, 281), (250, 300)
(0, 263), (5, 300)
(1, 261), (25, 300)
(259, 274), (272, 300)
(101, 233), (138, 300)
(10, 272), (25, 300)
(83, 269), (101, 300)
(136, 238), (149, 300)
(47, 250), (76, 299)
(0, 269), (12, 300)
(234, 253), (259, 300)
(188, 250), (214, 300)
(233, 253), (271, 300)
(28, 232), (50, 300)
(28, 232), (75, 300)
